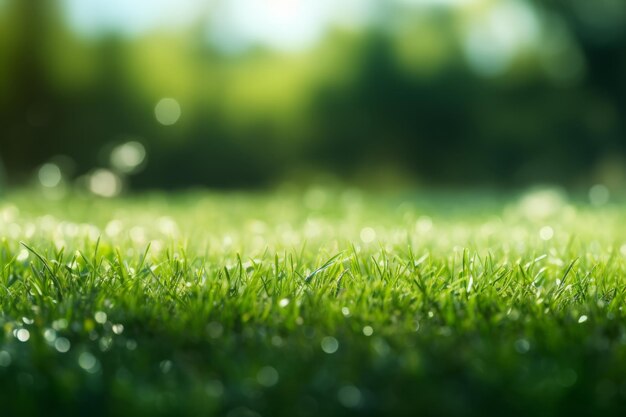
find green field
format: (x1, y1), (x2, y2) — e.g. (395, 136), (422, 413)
(1, 188), (626, 416)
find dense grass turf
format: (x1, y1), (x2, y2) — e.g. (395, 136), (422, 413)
(1, 188), (626, 416)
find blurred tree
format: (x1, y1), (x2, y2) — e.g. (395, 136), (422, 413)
(0, 0), (624, 189)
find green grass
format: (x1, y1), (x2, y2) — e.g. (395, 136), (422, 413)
(1, 188), (626, 416)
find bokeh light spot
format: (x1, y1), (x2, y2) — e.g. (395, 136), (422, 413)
(78, 352), (99, 373)
(257, 366), (279, 387)
(337, 385), (361, 408)
(154, 98), (181, 126)
(89, 169), (122, 198)
(55, 337), (71, 353)
(360, 227), (376, 243)
(321, 336), (339, 354)
(38, 163), (62, 188)
(110, 141), (146, 173)
(539, 226), (554, 241)
(589, 184), (610, 206)
(16, 329), (30, 342)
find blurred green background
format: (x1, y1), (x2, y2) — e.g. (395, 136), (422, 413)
(0, 0), (625, 194)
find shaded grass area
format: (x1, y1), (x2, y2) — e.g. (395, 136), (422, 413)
(1, 188), (626, 416)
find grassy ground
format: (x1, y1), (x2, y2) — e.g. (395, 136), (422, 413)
(1, 187), (626, 416)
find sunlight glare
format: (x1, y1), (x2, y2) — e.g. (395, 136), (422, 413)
(210, 0), (333, 52)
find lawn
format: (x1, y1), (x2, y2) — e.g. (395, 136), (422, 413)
(1, 187), (626, 416)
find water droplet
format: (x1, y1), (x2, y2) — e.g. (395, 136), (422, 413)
(362, 326), (374, 337)
(578, 315), (588, 324)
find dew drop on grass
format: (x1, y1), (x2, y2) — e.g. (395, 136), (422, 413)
(321, 336), (339, 354)
(279, 298), (290, 308)
(362, 326), (374, 337)
(341, 307), (350, 317)
(578, 315), (588, 324)
(112, 324), (124, 334)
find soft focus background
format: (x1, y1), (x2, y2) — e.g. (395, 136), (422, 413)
(0, 0), (625, 194)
